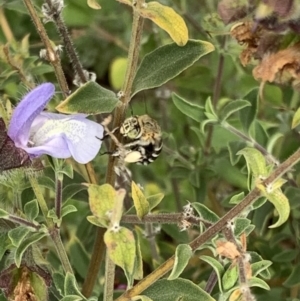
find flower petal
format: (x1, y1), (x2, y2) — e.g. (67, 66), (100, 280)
(8, 83), (55, 147)
(28, 112), (104, 164)
(23, 134), (72, 158)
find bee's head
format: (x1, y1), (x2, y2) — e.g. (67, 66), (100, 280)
(120, 116), (141, 139)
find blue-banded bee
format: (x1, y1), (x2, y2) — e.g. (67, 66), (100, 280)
(110, 114), (162, 165)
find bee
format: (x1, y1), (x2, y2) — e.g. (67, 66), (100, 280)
(110, 114), (162, 165)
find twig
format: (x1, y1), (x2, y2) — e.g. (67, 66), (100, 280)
(82, 0), (145, 296)
(115, 147), (300, 301)
(22, 0), (69, 96)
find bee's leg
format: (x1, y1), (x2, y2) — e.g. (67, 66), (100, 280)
(100, 126), (120, 141)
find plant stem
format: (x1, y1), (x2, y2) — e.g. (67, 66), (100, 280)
(29, 176), (73, 274)
(103, 254), (116, 301)
(22, 0), (69, 96)
(29, 177), (53, 228)
(0, 7), (15, 43)
(44, 0), (87, 83)
(9, 215), (40, 230)
(49, 228), (73, 274)
(82, 1), (145, 297)
(55, 174), (63, 222)
(115, 147), (300, 301)
(222, 122), (279, 165)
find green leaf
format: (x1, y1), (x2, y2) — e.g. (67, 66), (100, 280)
(220, 99), (251, 121)
(263, 189), (290, 228)
(248, 277), (270, 290)
(104, 227), (136, 287)
(205, 97), (217, 118)
(192, 203), (219, 224)
(292, 107), (300, 129)
(272, 249), (298, 263)
(132, 181), (150, 220)
(24, 199), (39, 221)
(8, 227), (31, 247)
(144, 278), (216, 301)
(139, 1), (188, 46)
(147, 193), (164, 210)
(0, 209), (9, 218)
(61, 163), (74, 179)
(62, 183), (86, 202)
(132, 40), (215, 96)
(222, 265), (238, 291)
(55, 81), (120, 114)
(251, 260), (272, 277)
(133, 232), (143, 280)
(15, 232), (47, 267)
(86, 215), (106, 228)
(30, 271), (48, 301)
(200, 255), (224, 293)
(88, 184), (116, 227)
(283, 265), (300, 287)
(172, 93), (204, 122)
(53, 272), (65, 295)
(228, 141), (247, 165)
(234, 218), (251, 237)
(64, 272), (86, 298)
(168, 244), (193, 280)
(61, 205), (78, 218)
(239, 88), (259, 133)
(229, 192), (245, 205)
(237, 147), (268, 178)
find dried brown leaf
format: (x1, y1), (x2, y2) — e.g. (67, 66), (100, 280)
(253, 43), (300, 87)
(216, 240), (241, 260)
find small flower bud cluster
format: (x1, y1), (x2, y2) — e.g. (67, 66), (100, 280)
(42, 0), (64, 23)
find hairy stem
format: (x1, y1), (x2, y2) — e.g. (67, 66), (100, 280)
(22, 0), (69, 96)
(49, 228), (73, 274)
(44, 0), (87, 83)
(103, 255), (116, 301)
(115, 147), (300, 301)
(55, 174), (63, 222)
(82, 0), (145, 297)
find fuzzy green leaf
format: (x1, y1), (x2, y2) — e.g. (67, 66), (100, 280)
(239, 88), (259, 133)
(144, 278), (216, 301)
(88, 183), (116, 227)
(263, 189), (290, 228)
(147, 193), (164, 210)
(172, 93), (204, 122)
(222, 265), (238, 291)
(56, 81), (120, 114)
(61, 204), (78, 218)
(220, 99), (251, 121)
(192, 203), (219, 224)
(200, 255), (224, 293)
(64, 272), (86, 298)
(237, 147), (268, 178)
(132, 181), (149, 220)
(104, 227), (136, 287)
(132, 40), (214, 96)
(168, 244), (193, 280)
(251, 260), (272, 277)
(292, 107), (300, 129)
(283, 265), (300, 287)
(8, 227), (30, 247)
(248, 277), (270, 290)
(234, 218), (251, 237)
(24, 199), (39, 221)
(15, 232), (47, 267)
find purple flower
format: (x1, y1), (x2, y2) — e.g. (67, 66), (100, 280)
(8, 83), (103, 164)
